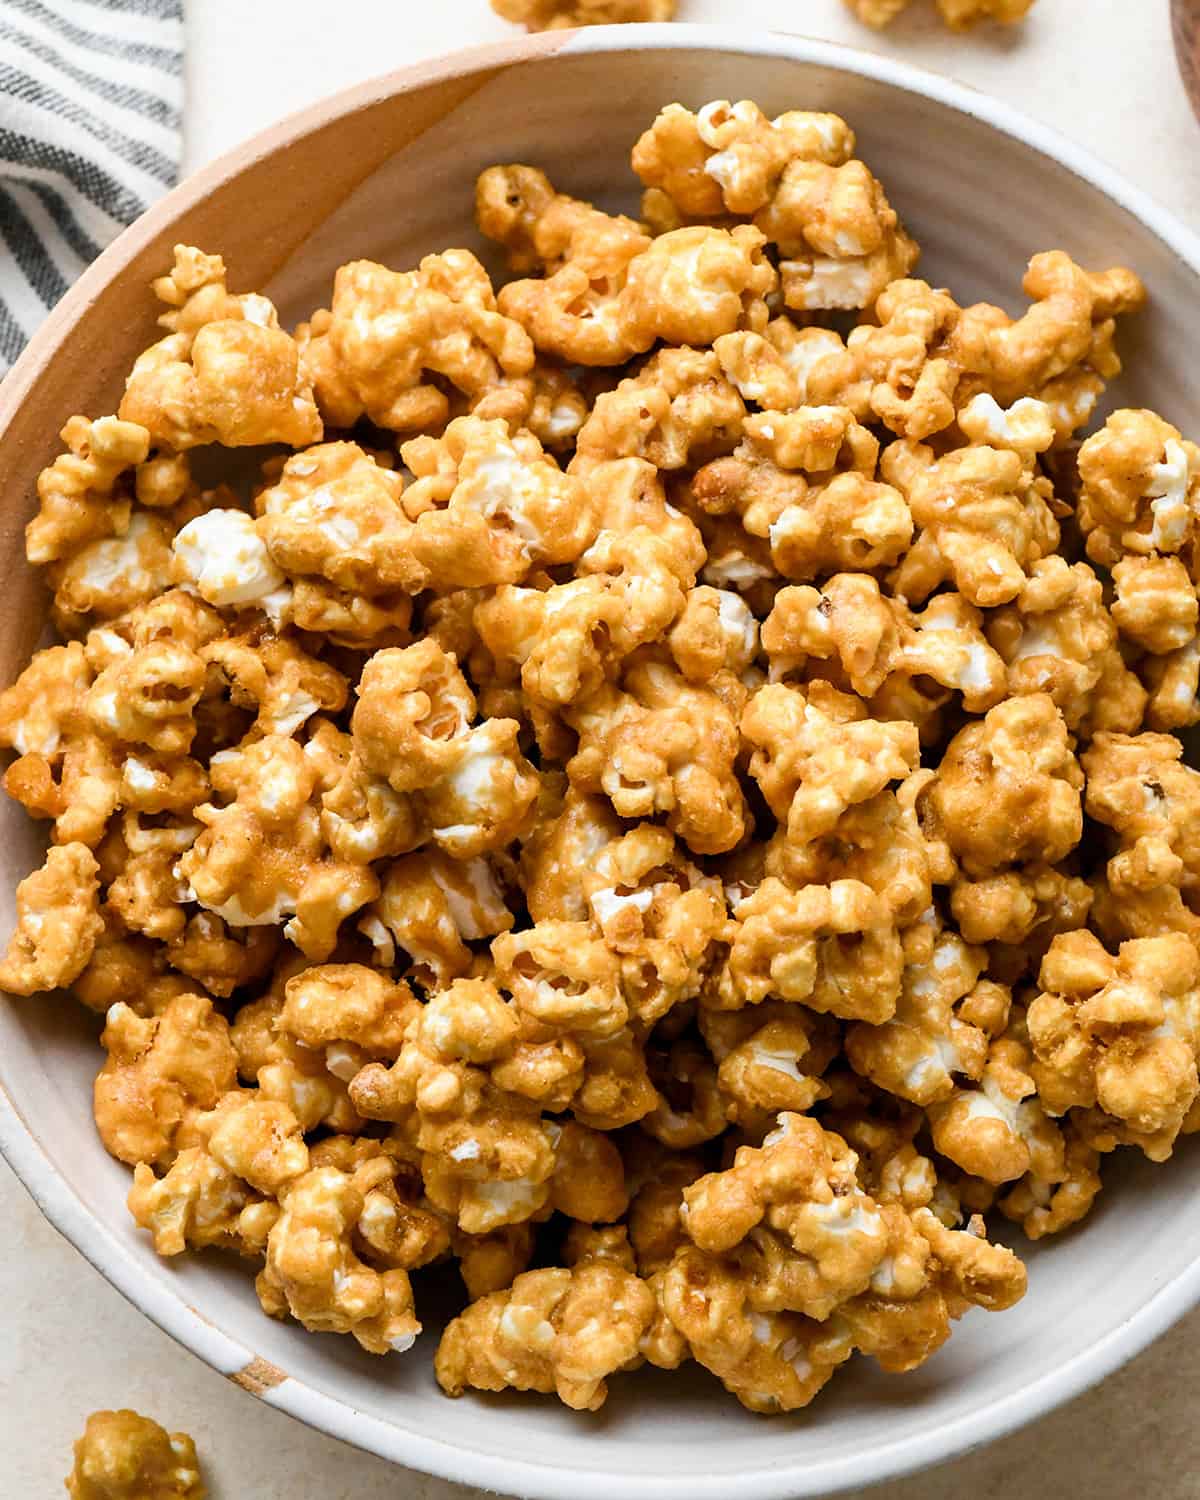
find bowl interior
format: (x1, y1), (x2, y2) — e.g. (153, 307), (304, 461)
(3, 30), (1200, 1500)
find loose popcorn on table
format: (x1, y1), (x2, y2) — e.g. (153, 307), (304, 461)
(490, 0), (674, 29)
(0, 88), (1187, 1419)
(67, 1409), (205, 1500)
(845, 0), (1035, 29)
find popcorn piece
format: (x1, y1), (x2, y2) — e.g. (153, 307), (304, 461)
(129, 1142), (278, 1259)
(86, 639), (206, 756)
(949, 862), (1092, 953)
(928, 1037), (1065, 1186)
(0, 842), (103, 995)
(845, 921), (1000, 1106)
(715, 319), (869, 417)
(362, 850), (512, 989)
(846, 0), (1035, 27)
(494, 921), (627, 1038)
(436, 1259), (656, 1409)
(921, 695), (1083, 876)
(26, 415), (147, 567)
(521, 784), (622, 923)
(666, 1114), (1024, 1408)
(401, 416), (597, 590)
(1081, 731), (1200, 895)
(98, 810), (199, 942)
(848, 281), (964, 440)
(120, 247), (321, 449)
(1111, 555), (1199, 655)
(714, 877), (903, 1023)
(94, 992), (238, 1166)
(1141, 637), (1200, 732)
(661, 1247), (848, 1413)
(166, 912), (278, 999)
(632, 101), (915, 313)
(758, 159), (919, 314)
(997, 1123), (1103, 1240)
(302, 250), (534, 432)
(477, 165), (650, 277)
(1029, 930), (1200, 1160)
(632, 101), (856, 220)
(950, 253), (1144, 437)
(668, 585), (760, 684)
(884, 434), (1059, 608)
(499, 219), (775, 366)
(254, 442), (422, 596)
(762, 577), (1006, 714)
(743, 680), (920, 846)
(257, 1159), (422, 1354)
(986, 556), (1144, 732)
(179, 732), (379, 960)
(66, 1409), (205, 1500)
(701, 1002), (839, 1124)
(934, 0), (1035, 22)
(49, 511), (178, 632)
(581, 824), (726, 1024)
(280, 964), (419, 1057)
(231, 965), (362, 1133)
(681, 1114), (893, 1307)
(201, 629), (347, 739)
(766, 775), (953, 927)
(490, 0), (674, 30)
(565, 657), (747, 855)
(1078, 409), (1200, 565)
(573, 347), (745, 472)
(692, 408), (912, 582)
(351, 642), (538, 858)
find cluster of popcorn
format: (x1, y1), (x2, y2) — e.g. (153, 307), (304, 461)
(1, 97), (1191, 1418)
(489, 0), (1035, 32)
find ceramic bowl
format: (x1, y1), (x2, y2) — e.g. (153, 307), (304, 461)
(3, 24), (1200, 1500)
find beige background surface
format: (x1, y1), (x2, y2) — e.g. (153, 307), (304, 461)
(7, 0), (1200, 1493)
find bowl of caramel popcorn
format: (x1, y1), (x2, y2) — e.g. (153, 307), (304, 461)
(3, 23), (1200, 1500)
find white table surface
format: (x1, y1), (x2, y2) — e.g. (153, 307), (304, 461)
(8, 0), (1200, 1493)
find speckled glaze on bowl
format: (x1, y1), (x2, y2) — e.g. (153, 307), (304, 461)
(3, 25), (1200, 1500)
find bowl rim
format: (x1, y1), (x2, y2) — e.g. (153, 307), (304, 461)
(5, 21), (1200, 1500)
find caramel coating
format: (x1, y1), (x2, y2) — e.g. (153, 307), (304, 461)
(67, 1410), (205, 1500)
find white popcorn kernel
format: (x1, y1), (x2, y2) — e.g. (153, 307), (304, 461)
(172, 508), (286, 608)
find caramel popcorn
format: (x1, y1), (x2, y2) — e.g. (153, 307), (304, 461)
(1029, 930), (1200, 1160)
(3, 92), (1179, 1421)
(120, 246), (321, 450)
(846, 0), (1035, 27)
(301, 250), (533, 432)
(920, 695), (1083, 876)
(257, 1158), (422, 1352)
(490, 0), (674, 29)
(0, 842), (103, 994)
(1077, 409), (1200, 566)
(67, 1409), (205, 1500)
(441, 1261), (637, 1405)
(94, 992), (238, 1166)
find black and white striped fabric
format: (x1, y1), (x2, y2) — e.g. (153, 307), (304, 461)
(0, 0), (183, 377)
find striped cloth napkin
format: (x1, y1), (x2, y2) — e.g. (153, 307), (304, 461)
(0, 0), (184, 378)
